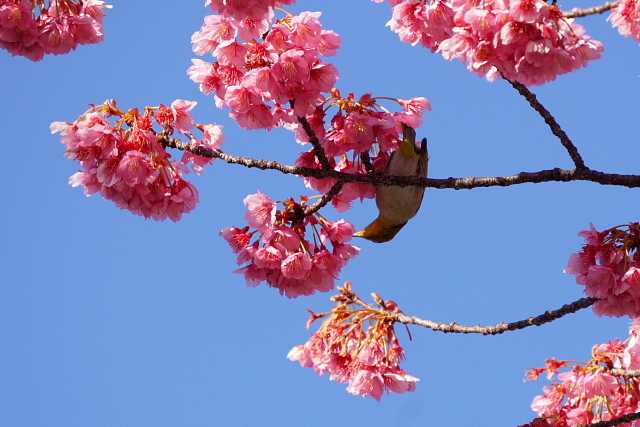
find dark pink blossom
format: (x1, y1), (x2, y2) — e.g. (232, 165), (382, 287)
(222, 195), (360, 298)
(565, 223), (640, 317)
(528, 327), (640, 426)
(0, 0), (111, 61)
(377, 0), (604, 86)
(53, 99), (220, 221)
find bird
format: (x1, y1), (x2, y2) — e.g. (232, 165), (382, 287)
(354, 123), (429, 243)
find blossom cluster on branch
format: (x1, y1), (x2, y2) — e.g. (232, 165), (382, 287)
(288, 282), (419, 400)
(522, 320), (640, 427)
(375, 0), (605, 86)
(221, 192), (360, 298)
(0, 0), (111, 61)
(565, 223), (640, 318)
(188, 3), (340, 130)
(51, 99), (223, 221)
(609, 0), (640, 43)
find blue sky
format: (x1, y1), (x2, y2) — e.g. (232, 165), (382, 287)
(0, 1), (638, 426)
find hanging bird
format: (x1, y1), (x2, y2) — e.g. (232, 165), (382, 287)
(354, 123), (429, 243)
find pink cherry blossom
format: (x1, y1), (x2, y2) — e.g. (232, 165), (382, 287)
(229, 102), (276, 130)
(398, 97), (432, 116)
(220, 226), (253, 253)
(317, 30), (342, 56)
(69, 169), (101, 196)
(289, 11), (323, 48)
(243, 191), (277, 231)
(224, 86), (263, 112)
(117, 150), (159, 187)
(281, 252), (313, 279)
(170, 99), (197, 133)
(191, 14), (236, 56)
(253, 244), (285, 269)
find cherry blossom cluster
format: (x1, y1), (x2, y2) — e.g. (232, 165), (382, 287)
(522, 320), (640, 427)
(188, 4), (341, 130)
(565, 223), (640, 318)
(295, 90), (432, 212)
(204, 0), (296, 21)
(288, 282), (419, 400)
(220, 193), (360, 298)
(0, 0), (111, 61)
(51, 99), (224, 221)
(189, 2), (432, 213)
(608, 0), (640, 43)
(374, 0), (604, 86)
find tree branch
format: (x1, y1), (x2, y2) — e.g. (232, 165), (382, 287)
(563, 1), (620, 18)
(303, 181), (344, 216)
(345, 295), (597, 335)
(160, 136), (640, 189)
(342, 289), (597, 335)
(583, 410), (640, 427)
(360, 151), (375, 174)
(393, 297), (597, 335)
(503, 76), (587, 170)
(608, 368), (640, 378)
(297, 115), (333, 170)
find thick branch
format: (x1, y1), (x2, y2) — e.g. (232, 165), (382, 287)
(504, 76), (586, 170)
(583, 411), (640, 427)
(161, 137), (640, 189)
(608, 368), (640, 378)
(564, 1), (620, 18)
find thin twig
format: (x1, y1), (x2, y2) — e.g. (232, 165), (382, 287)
(297, 116), (333, 170)
(503, 76), (587, 170)
(395, 297), (597, 335)
(303, 181), (344, 216)
(160, 136), (640, 189)
(346, 295), (597, 335)
(564, 1), (620, 18)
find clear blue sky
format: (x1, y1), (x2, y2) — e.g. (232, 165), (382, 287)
(0, 1), (638, 426)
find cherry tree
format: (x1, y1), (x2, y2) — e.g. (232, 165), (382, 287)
(1, 0), (639, 425)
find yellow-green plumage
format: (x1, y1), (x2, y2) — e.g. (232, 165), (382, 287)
(354, 124), (429, 243)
